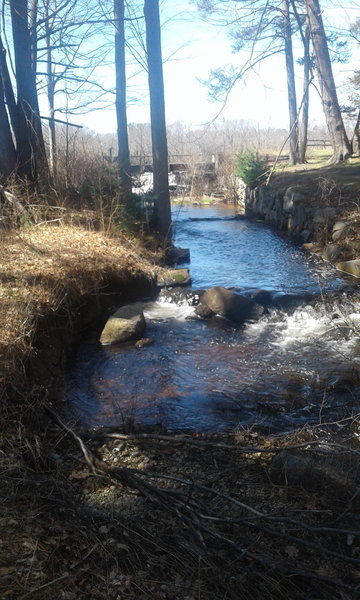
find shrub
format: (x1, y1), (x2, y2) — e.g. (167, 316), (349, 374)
(235, 150), (266, 188)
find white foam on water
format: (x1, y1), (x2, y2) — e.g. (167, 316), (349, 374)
(142, 299), (195, 322)
(272, 303), (360, 358)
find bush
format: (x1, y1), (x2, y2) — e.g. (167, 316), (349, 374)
(235, 150), (266, 188)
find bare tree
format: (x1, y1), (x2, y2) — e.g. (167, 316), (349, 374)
(35, 0), (111, 179)
(282, 0), (299, 164)
(197, 0), (302, 163)
(144, 0), (172, 243)
(114, 0), (131, 196)
(304, 0), (351, 162)
(10, 0), (48, 182)
(0, 75), (16, 180)
(298, 22), (311, 163)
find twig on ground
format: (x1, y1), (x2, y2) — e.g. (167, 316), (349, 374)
(86, 429), (360, 456)
(46, 408), (360, 596)
(18, 544), (98, 599)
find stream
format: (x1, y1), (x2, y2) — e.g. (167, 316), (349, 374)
(65, 204), (360, 433)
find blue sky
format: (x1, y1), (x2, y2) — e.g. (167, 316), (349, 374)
(83, 0), (359, 133)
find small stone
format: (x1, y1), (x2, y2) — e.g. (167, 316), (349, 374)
(322, 243), (340, 262)
(135, 337), (154, 348)
(332, 220), (348, 242)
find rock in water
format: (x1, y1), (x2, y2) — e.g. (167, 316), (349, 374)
(199, 286), (263, 323)
(135, 337), (154, 348)
(157, 268), (191, 288)
(195, 303), (215, 319)
(100, 303), (146, 345)
(166, 246), (190, 265)
(251, 289), (273, 306)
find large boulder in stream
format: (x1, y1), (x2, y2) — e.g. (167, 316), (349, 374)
(196, 286), (263, 323)
(100, 303), (146, 345)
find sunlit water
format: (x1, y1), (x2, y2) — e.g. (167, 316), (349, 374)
(65, 205), (359, 433)
(172, 204), (342, 292)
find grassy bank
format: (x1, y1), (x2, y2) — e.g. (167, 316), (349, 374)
(1, 210), (360, 599)
(270, 152), (360, 211)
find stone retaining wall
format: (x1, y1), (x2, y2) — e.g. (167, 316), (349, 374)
(245, 185), (336, 243)
(245, 184), (360, 277)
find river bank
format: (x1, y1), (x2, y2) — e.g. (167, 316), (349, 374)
(1, 210), (360, 598)
(245, 156), (360, 278)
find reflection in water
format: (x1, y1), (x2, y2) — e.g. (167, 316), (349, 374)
(65, 205), (359, 433)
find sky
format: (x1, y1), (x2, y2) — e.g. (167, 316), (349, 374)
(82, 0), (360, 134)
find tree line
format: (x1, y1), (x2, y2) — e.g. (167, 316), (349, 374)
(0, 0), (172, 240)
(197, 0), (359, 165)
(0, 0), (358, 243)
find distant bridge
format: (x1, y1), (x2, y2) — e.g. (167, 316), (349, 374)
(129, 154), (219, 175)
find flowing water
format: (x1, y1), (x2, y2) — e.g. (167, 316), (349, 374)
(65, 205), (360, 433)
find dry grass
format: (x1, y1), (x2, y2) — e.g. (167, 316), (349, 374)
(269, 153), (360, 199)
(0, 219), (163, 599)
(0, 224), (159, 388)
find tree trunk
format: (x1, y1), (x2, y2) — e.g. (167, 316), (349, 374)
(282, 0), (299, 165)
(0, 76), (16, 180)
(305, 0), (351, 163)
(10, 0), (48, 182)
(46, 55), (57, 179)
(44, 1), (56, 180)
(0, 33), (19, 141)
(114, 0), (131, 197)
(144, 0), (172, 244)
(298, 24), (310, 163)
(351, 110), (360, 156)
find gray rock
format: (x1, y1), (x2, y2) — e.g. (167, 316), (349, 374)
(100, 303), (146, 345)
(166, 246), (190, 265)
(251, 289), (273, 306)
(323, 243), (341, 262)
(199, 286), (263, 323)
(135, 337), (154, 348)
(157, 268), (191, 288)
(194, 303), (215, 319)
(336, 259), (360, 278)
(268, 450), (360, 503)
(348, 239), (360, 254)
(272, 292), (312, 310)
(332, 220), (349, 242)
(283, 186), (305, 213)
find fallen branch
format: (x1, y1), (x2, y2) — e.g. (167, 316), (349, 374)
(86, 429), (360, 456)
(46, 409), (360, 595)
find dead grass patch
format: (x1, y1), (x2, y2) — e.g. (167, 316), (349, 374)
(0, 224), (159, 389)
